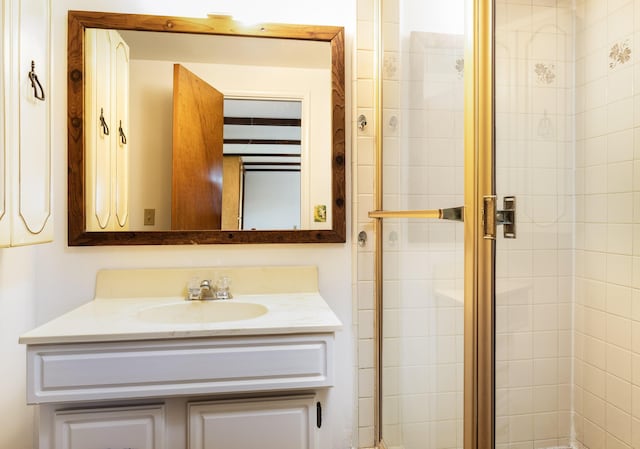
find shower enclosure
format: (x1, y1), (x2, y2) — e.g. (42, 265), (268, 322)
(371, 0), (637, 448)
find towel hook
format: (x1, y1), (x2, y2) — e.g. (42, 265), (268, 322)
(28, 60), (45, 101)
(118, 120), (127, 145)
(99, 108), (110, 135)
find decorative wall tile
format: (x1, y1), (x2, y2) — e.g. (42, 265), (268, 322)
(609, 40), (632, 69)
(383, 53), (397, 79)
(535, 62), (556, 84)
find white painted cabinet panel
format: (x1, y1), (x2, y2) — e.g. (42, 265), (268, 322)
(85, 29), (130, 231)
(0, 0), (52, 247)
(189, 395), (318, 449)
(0, 0), (8, 246)
(54, 405), (165, 449)
(27, 334), (334, 404)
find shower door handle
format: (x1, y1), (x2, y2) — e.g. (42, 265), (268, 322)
(483, 195), (516, 240)
(368, 206), (464, 222)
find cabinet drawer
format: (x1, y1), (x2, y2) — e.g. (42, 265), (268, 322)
(28, 334), (334, 403)
(54, 405), (164, 449)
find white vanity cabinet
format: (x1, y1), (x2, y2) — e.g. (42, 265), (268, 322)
(28, 334), (334, 449)
(52, 405), (165, 449)
(189, 395), (318, 449)
(0, 0), (53, 247)
(40, 395), (319, 449)
(21, 267), (342, 449)
(85, 28), (130, 231)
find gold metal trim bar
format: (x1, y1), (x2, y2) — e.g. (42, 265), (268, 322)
(372, 0), (383, 444)
(368, 209), (439, 219)
(464, 1), (495, 449)
(368, 206), (464, 221)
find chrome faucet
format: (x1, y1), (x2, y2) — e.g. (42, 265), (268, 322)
(198, 280), (216, 300)
(186, 278), (232, 301)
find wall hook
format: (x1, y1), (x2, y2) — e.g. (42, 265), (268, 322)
(357, 114), (368, 131)
(28, 60), (45, 101)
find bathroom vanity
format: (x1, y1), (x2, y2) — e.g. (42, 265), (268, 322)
(20, 266), (341, 449)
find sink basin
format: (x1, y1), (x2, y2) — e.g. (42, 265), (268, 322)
(137, 301), (268, 324)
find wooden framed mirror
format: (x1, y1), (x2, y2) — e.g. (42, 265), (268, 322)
(68, 11), (345, 245)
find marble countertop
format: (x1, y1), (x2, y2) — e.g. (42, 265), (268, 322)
(19, 293), (342, 345)
(19, 266), (342, 345)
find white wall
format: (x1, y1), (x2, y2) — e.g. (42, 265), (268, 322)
(0, 247), (37, 449)
(0, 1), (355, 448)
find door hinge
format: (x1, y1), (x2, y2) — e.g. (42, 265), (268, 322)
(483, 195), (516, 240)
(316, 401), (322, 428)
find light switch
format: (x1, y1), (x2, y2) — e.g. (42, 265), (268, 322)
(144, 209), (155, 226)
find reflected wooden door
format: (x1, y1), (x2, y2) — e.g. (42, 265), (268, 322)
(171, 64), (224, 230)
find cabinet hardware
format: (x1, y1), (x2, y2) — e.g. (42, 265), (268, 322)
(28, 60), (45, 101)
(316, 401), (322, 428)
(99, 108), (110, 135)
(369, 205), (464, 222)
(483, 195), (516, 240)
(119, 120), (127, 145)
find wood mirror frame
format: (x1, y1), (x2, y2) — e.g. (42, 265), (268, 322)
(67, 11), (346, 246)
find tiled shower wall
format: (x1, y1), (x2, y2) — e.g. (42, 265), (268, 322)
(573, 1), (640, 449)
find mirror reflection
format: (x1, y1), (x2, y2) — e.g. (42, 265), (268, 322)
(222, 98), (303, 231)
(85, 28), (331, 232)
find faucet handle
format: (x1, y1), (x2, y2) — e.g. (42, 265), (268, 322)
(186, 277), (201, 300)
(215, 276), (232, 300)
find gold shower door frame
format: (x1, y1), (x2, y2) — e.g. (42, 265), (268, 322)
(370, 0), (495, 448)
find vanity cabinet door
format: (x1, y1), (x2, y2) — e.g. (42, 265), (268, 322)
(85, 28), (130, 231)
(54, 405), (165, 449)
(188, 395), (318, 449)
(0, 0), (53, 247)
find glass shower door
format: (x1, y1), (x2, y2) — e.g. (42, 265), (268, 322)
(494, 1), (575, 448)
(373, 1), (469, 448)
